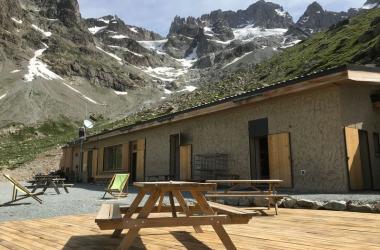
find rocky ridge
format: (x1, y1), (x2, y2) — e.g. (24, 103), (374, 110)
(0, 0), (379, 128)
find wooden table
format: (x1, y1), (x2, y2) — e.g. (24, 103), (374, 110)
(205, 180), (285, 215)
(27, 175), (72, 194)
(96, 181), (253, 249)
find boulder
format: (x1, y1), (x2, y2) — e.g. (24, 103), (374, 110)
(375, 202), (380, 213)
(297, 199), (324, 209)
(282, 198), (297, 208)
(347, 202), (373, 213)
(323, 200), (347, 211)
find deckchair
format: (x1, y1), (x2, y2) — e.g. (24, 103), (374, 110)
(102, 173), (129, 199)
(1, 174), (43, 206)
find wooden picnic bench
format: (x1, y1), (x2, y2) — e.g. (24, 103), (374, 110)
(205, 180), (287, 215)
(27, 175), (73, 194)
(95, 181), (255, 250)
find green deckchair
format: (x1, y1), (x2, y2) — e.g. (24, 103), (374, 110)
(1, 174), (43, 206)
(102, 173), (130, 199)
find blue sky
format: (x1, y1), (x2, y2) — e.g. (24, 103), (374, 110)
(78, 0), (367, 36)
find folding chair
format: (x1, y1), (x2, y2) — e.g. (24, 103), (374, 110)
(1, 174), (43, 206)
(102, 173), (129, 199)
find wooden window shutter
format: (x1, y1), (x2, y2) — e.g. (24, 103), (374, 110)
(268, 133), (293, 188)
(344, 127), (364, 190)
(122, 143), (130, 171)
(82, 151), (88, 173)
(180, 145), (192, 180)
(136, 139), (146, 181)
(92, 149), (98, 177)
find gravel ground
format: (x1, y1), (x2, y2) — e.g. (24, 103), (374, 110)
(0, 182), (195, 222)
(0, 182), (142, 222)
(1, 181), (379, 222)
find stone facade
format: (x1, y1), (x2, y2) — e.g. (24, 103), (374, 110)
(62, 83), (380, 193)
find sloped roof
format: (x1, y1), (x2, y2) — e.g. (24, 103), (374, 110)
(76, 64), (380, 143)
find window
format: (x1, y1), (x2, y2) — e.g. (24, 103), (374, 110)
(374, 133), (380, 155)
(103, 145), (122, 171)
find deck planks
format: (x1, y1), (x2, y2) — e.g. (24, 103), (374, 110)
(0, 209), (379, 249)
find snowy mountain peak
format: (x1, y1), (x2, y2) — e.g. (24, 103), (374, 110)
(362, 0), (380, 9)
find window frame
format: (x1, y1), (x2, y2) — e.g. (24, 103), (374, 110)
(103, 144), (123, 172)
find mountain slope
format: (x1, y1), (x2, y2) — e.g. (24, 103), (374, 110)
(99, 7), (380, 132)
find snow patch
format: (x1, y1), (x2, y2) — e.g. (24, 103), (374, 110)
(222, 51), (253, 69)
(11, 17), (23, 24)
(108, 45), (143, 57)
(110, 34), (129, 39)
(275, 9), (287, 17)
(362, 3), (379, 9)
(177, 85), (197, 92)
(164, 89), (173, 94)
(0, 92), (7, 100)
(233, 25), (287, 42)
(138, 39), (167, 54)
(96, 46), (123, 65)
(114, 90), (128, 95)
(281, 39), (302, 48)
(61, 82), (99, 104)
(32, 24), (52, 37)
(210, 39), (234, 45)
(300, 16), (310, 24)
(204, 26), (215, 37)
(98, 18), (110, 24)
(10, 69), (20, 74)
(129, 27), (139, 33)
(24, 43), (62, 82)
(143, 66), (187, 82)
(88, 26), (107, 34)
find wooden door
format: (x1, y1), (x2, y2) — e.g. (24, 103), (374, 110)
(268, 133), (292, 188)
(180, 145), (192, 180)
(136, 139), (146, 181)
(345, 127), (364, 190)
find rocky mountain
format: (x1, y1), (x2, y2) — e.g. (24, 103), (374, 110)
(295, 2), (358, 34)
(0, 0), (378, 128)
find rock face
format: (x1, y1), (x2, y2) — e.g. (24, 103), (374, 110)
(85, 15), (163, 41)
(33, 0), (82, 26)
(296, 1), (357, 34)
(199, 0), (293, 29)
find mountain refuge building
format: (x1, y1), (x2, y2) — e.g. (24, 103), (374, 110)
(60, 65), (380, 193)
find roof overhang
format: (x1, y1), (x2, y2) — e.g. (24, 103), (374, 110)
(85, 65), (380, 142)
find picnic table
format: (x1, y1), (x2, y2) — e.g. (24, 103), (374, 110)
(95, 181), (255, 249)
(205, 180), (286, 215)
(27, 175), (73, 194)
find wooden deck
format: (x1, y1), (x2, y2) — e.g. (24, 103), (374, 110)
(0, 209), (379, 249)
